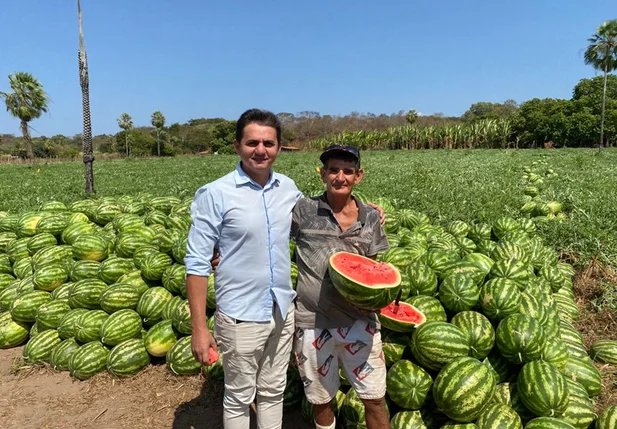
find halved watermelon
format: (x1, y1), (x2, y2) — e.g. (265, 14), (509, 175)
(328, 251), (401, 310)
(378, 301), (426, 332)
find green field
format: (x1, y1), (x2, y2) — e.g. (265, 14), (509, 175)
(1, 148), (616, 266)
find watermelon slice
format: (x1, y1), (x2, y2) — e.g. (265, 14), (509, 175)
(378, 301), (426, 332)
(328, 251), (402, 310)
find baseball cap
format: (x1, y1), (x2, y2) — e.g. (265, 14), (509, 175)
(319, 144), (360, 165)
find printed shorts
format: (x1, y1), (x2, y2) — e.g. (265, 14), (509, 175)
(293, 319), (386, 404)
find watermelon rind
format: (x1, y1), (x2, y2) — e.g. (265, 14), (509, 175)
(107, 338), (151, 377)
(69, 341), (110, 380)
(328, 251), (401, 310)
(166, 335), (201, 376)
(386, 359), (432, 410)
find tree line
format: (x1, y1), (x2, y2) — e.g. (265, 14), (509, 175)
(1, 19), (616, 159)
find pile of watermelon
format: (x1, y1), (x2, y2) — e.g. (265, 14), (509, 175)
(0, 195), (228, 380)
(0, 192), (616, 428)
(311, 193), (616, 428)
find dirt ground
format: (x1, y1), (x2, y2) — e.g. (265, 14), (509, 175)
(0, 348), (312, 429)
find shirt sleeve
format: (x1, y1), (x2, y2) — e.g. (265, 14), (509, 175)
(367, 211), (390, 257)
(185, 186), (223, 276)
(291, 201), (301, 240)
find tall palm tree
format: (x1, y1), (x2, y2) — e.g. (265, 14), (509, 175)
(0, 72), (50, 159)
(117, 113), (133, 156)
(77, 0), (94, 194)
(584, 19), (617, 149)
(151, 111), (166, 156)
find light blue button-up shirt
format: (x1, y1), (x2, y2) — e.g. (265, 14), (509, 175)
(185, 163), (302, 322)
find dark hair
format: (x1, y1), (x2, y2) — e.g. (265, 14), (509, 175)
(322, 152), (361, 169)
(235, 109), (282, 145)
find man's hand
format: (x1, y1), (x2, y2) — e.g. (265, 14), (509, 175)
(210, 249), (220, 271)
(191, 327), (218, 365)
(366, 202), (386, 226)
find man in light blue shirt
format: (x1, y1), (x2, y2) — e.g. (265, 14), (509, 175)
(186, 109), (301, 429)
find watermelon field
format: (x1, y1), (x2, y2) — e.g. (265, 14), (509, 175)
(1, 148), (617, 428)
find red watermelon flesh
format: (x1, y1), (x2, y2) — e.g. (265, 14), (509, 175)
(330, 252), (400, 286)
(378, 302), (426, 333)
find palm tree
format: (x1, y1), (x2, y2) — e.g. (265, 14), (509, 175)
(117, 113), (133, 156)
(0, 72), (50, 159)
(584, 19), (617, 149)
(77, 0), (94, 194)
(151, 111), (166, 156)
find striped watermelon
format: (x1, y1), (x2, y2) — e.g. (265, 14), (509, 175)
(0, 316), (30, 348)
(491, 241), (527, 263)
(538, 264), (566, 293)
(0, 273), (15, 290)
(75, 309), (110, 342)
(541, 337), (570, 370)
(49, 338), (81, 371)
(33, 263), (68, 292)
(407, 262), (438, 297)
(144, 319), (180, 357)
(561, 394), (596, 429)
(421, 249), (459, 275)
(405, 295), (447, 322)
(23, 329), (62, 363)
(99, 309), (143, 346)
(29, 322), (40, 338)
(597, 406), (617, 429)
(106, 338), (151, 377)
(61, 222), (97, 245)
(68, 278), (107, 309)
(166, 335), (201, 376)
(17, 213), (43, 237)
(411, 321), (470, 371)
(165, 214), (191, 232)
(496, 314), (546, 364)
(71, 234), (109, 261)
(432, 357), (496, 423)
(390, 410), (435, 428)
(161, 264), (186, 296)
(559, 357), (602, 397)
(51, 281), (73, 301)
(27, 233), (58, 255)
(440, 424), (478, 429)
(35, 299), (71, 330)
(117, 270), (153, 289)
(171, 299), (193, 335)
(438, 273), (480, 313)
(475, 403), (522, 429)
(99, 282), (149, 314)
(519, 291), (547, 325)
(468, 223), (492, 242)
(137, 287), (173, 325)
(171, 235), (187, 264)
(446, 220), (469, 237)
(440, 260), (486, 286)
(57, 308), (89, 339)
(489, 258), (529, 289)
(450, 311), (495, 360)
(12, 256), (33, 279)
(482, 350), (515, 384)
(565, 378), (589, 400)
(0, 231), (17, 252)
(115, 234), (152, 258)
(517, 360), (569, 417)
(0, 254), (12, 275)
(386, 359), (433, 410)
(10, 290), (52, 322)
(144, 210), (168, 226)
(16, 275), (35, 295)
(31, 245), (72, 270)
(381, 247), (412, 270)
(132, 245), (159, 270)
(524, 418), (575, 429)
(590, 339), (617, 364)
(7, 237), (30, 263)
(492, 217), (520, 240)
(69, 260), (101, 282)
(36, 213), (70, 236)
(141, 252), (173, 281)
(149, 196), (181, 214)
(478, 278), (522, 321)
(112, 213), (144, 233)
(381, 330), (409, 367)
(0, 283), (19, 311)
(69, 341), (110, 380)
(98, 257), (136, 284)
(93, 203), (122, 225)
(162, 296), (184, 320)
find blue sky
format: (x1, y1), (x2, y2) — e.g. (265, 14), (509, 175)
(0, 0), (613, 137)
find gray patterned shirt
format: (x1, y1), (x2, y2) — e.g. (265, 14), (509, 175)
(291, 193), (390, 329)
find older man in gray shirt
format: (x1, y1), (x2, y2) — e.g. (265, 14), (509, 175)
(291, 145), (390, 429)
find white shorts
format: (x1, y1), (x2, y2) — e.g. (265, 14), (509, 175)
(293, 319), (387, 404)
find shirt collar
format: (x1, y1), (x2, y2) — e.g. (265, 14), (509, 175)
(317, 192), (367, 225)
(234, 162), (279, 189)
